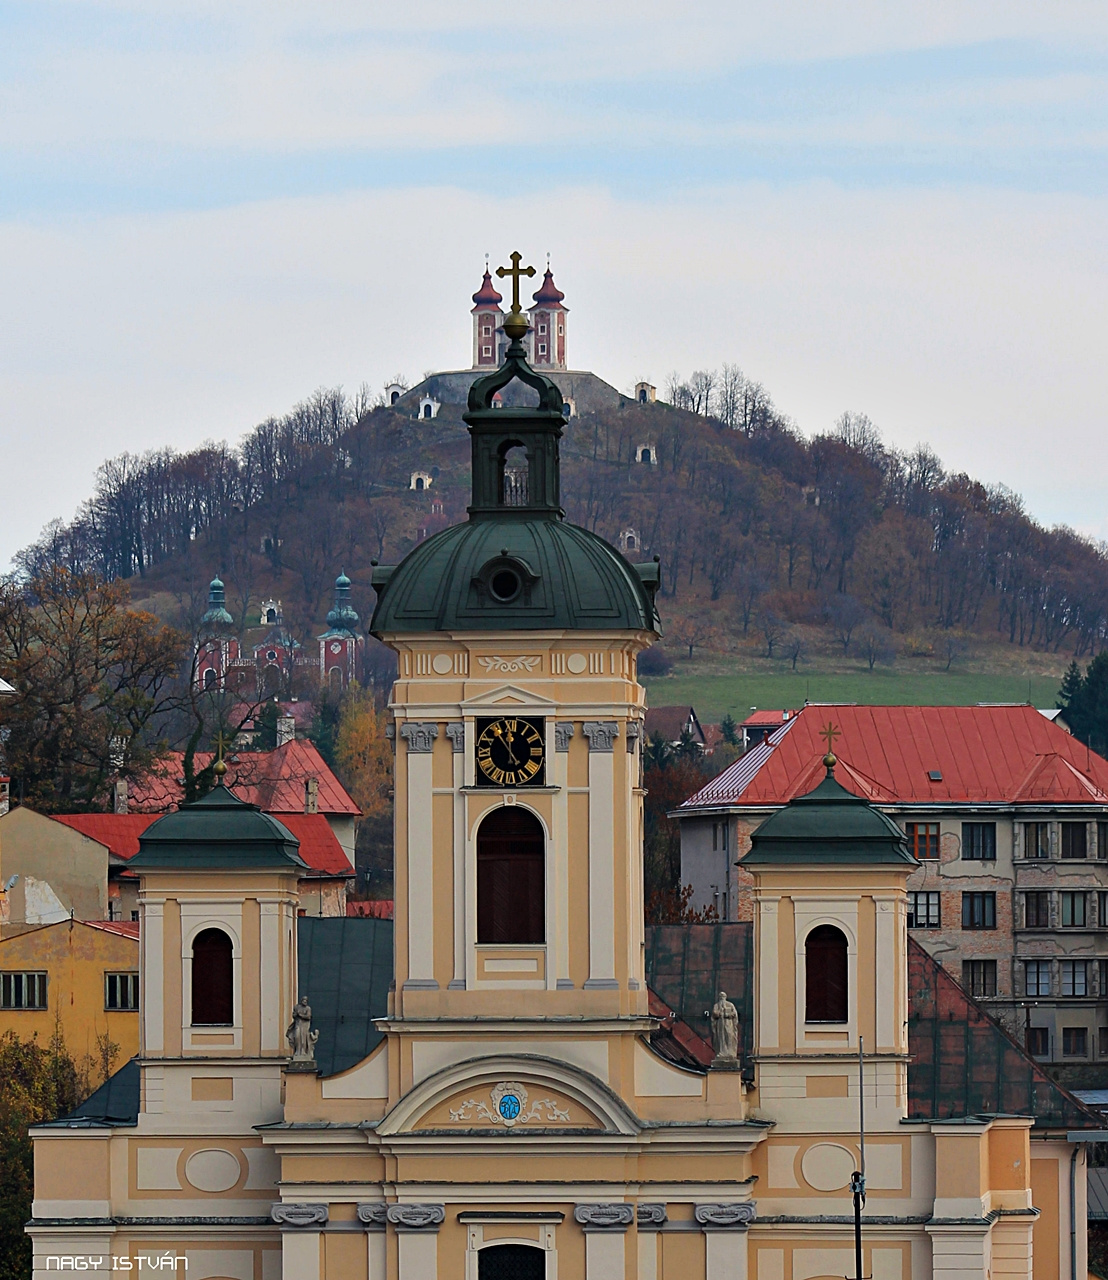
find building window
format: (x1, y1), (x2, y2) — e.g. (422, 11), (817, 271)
(1061, 891), (1087, 927)
(482, 345), (492, 357)
(804, 925), (848, 1023)
(538, 323), (547, 333)
(481, 325), (492, 337)
(0, 972), (47, 1010)
(1024, 892), (1050, 928)
(1063, 1027), (1088, 1057)
(1062, 959), (1088, 997)
(1100, 959), (1108, 994)
(105, 972), (139, 1011)
(1100, 892), (1108, 927)
(538, 343), (547, 355)
(907, 891), (940, 928)
(1023, 822), (1050, 859)
(962, 960), (997, 997)
(1025, 959), (1051, 997)
(712, 822), (729, 852)
(1028, 1027), (1050, 1057)
(1062, 822), (1088, 859)
(191, 928), (234, 1025)
(1099, 821), (1108, 859)
(478, 1244), (545, 1280)
(1100, 1027), (1108, 1057)
(476, 806), (545, 944)
(961, 822), (996, 861)
(906, 822), (940, 860)
(131, 910), (139, 922)
(962, 892), (996, 930)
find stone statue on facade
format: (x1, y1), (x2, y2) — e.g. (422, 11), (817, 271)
(286, 994), (319, 1062)
(710, 990), (740, 1065)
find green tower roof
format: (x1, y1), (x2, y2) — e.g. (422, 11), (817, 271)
(370, 254), (660, 637)
(743, 761), (917, 866)
(129, 784), (307, 871)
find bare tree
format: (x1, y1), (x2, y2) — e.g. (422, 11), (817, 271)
(825, 593), (867, 654)
(761, 611), (787, 659)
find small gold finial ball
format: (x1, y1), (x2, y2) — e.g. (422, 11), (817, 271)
(214, 756), (228, 778)
(823, 752), (837, 770)
(503, 312), (529, 341)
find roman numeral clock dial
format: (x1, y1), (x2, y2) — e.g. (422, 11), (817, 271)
(475, 717), (546, 788)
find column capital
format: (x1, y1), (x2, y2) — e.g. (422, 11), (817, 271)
(582, 721), (619, 752)
(400, 722), (439, 753)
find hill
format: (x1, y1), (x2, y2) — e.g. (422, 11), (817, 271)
(14, 369), (1108, 684)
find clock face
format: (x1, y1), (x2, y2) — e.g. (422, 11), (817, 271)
(475, 717), (545, 788)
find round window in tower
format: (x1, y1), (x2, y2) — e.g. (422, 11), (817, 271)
(490, 569), (521, 602)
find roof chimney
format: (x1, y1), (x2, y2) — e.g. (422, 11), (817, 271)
(112, 778), (129, 814)
(276, 715), (295, 748)
(305, 776), (319, 815)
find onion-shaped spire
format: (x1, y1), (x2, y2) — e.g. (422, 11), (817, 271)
(200, 575), (234, 629)
(326, 570), (359, 631)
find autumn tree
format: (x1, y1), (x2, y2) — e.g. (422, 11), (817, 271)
(335, 687), (395, 895)
(0, 569), (186, 811)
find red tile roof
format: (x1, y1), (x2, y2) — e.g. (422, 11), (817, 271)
(680, 704), (1108, 810)
(53, 813), (158, 860)
(127, 739), (360, 817)
(84, 919), (140, 939)
(53, 810), (351, 877)
(277, 814), (353, 876)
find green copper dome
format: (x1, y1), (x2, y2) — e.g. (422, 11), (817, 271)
(370, 284), (659, 636)
(129, 785), (307, 871)
(200, 575), (234, 630)
(744, 764), (917, 866)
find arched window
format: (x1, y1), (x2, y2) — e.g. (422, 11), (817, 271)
(478, 1245), (544, 1280)
(191, 928), (233, 1025)
(328, 665), (343, 690)
(422, 403), (432, 419)
(477, 807), (544, 944)
(805, 925), (848, 1023)
(203, 667), (217, 690)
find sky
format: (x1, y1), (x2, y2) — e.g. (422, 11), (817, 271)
(1, 2), (1106, 564)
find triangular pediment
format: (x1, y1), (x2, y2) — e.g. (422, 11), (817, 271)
(463, 683), (558, 710)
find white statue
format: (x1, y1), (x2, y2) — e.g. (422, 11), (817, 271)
(710, 990), (740, 1062)
(286, 994), (319, 1062)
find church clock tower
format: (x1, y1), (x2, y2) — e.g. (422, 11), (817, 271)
(372, 252), (660, 1020)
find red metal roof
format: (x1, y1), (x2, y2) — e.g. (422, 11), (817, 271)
(681, 704), (1108, 810)
(740, 709), (798, 729)
(127, 739), (360, 817)
(53, 807), (351, 877)
(83, 919), (140, 938)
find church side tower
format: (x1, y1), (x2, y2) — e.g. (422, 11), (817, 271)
(194, 575), (239, 692)
(317, 570), (363, 691)
(471, 268), (505, 368)
(527, 265), (567, 370)
(744, 748), (916, 1135)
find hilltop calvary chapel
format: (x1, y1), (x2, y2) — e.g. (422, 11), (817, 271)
(28, 256), (1102, 1280)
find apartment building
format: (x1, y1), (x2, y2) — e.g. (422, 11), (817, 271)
(675, 702), (1108, 1078)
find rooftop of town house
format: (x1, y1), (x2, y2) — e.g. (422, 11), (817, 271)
(125, 737), (360, 816)
(679, 702), (1108, 811)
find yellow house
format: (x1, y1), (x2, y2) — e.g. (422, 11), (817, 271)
(28, 272), (1100, 1279)
(0, 917), (139, 1063)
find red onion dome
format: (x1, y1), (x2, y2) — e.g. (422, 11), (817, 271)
(531, 268), (565, 306)
(471, 270), (503, 307)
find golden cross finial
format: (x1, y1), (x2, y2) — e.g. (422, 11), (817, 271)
(819, 721), (840, 771)
(213, 730), (229, 778)
(496, 251), (536, 316)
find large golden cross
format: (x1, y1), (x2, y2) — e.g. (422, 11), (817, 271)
(819, 721), (841, 754)
(496, 251), (535, 315)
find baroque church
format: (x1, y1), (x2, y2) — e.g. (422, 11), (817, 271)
(30, 259), (1098, 1279)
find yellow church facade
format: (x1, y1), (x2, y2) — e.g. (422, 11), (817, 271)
(30, 267), (1093, 1279)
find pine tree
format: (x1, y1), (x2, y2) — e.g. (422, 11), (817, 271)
(720, 713), (739, 746)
